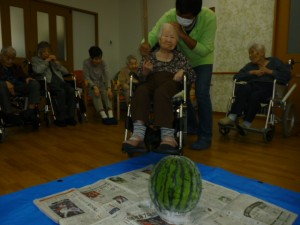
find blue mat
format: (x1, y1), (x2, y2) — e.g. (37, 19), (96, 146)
(0, 152), (299, 225)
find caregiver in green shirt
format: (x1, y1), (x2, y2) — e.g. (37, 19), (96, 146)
(140, 0), (217, 150)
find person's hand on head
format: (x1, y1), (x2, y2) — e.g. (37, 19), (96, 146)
(173, 69), (184, 81)
(5, 81), (15, 95)
(139, 42), (151, 56)
(93, 86), (100, 96)
(142, 60), (153, 75)
(170, 22), (185, 38)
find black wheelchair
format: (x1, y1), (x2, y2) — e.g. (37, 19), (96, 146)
(26, 60), (87, 127)
(218, 60), (296, 142)
(0, 88), (40, 142)
(122, 73), (187, 156)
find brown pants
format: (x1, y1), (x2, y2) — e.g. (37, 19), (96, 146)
(131, 71), (182, 128)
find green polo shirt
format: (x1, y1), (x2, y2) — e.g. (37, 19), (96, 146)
(147, 7), (217, 67)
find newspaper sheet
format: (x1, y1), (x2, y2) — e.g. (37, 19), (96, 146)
(91, 202), (174, 225)
(34, 166), (298, 225)
(201, 194), (297, 225)
(79, 179), (139, 214)
(34, 189), (107, 225)
(106, 166), (152, 199)
(189, 180), (240, 222)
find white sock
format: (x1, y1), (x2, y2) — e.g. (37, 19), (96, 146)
(100, 111), (107, 119)
(108, 109), (114, 118)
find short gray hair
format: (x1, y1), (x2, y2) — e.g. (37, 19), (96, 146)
(248, 43), (266, 54)
(158, 23), (179, 40)
(0, 46), (16, 57)
(126, 55), (137, 64)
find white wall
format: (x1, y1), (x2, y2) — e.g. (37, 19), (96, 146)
(72, 11), (95, 70)
(118, 0), (143, 72)
(45, 0), (276, 113)
(45, 0), (120, 78)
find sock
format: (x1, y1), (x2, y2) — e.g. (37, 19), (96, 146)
(108, 109), (114, 118)
(132, 121), (146, 140)
(161, 127), (175, 139)
(242, 121), (251, 128)
(228, 113), (237, 121)
(100, 111), (107, 119)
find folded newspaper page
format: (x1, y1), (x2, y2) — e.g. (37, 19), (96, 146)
(34, 189), (108, 225)
(106, 165), (153, 199)
(34, 166), (298, 225)
(200, 194), (297, 225)
(90, 202), (174, 225)
(78, 179), (139, 215)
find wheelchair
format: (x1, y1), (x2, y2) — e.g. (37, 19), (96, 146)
(122, 73), (187, 156)
(36, 75), (87, 126)
(26, 60), (87, 126)
(218, 60), (297, 142)
(0, 89), (40, 143)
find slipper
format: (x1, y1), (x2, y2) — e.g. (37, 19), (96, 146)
(153, 137), (180, 155)
(154, 144), (180, 155)
(122, 136), (146, 153)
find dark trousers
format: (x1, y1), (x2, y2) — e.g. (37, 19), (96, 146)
(231, 82), (273, 123)
(131, 71), (182, 128)
(0, 80), (40, 114)
(187, 64), (213, 141)
(49, 76), (76, 121)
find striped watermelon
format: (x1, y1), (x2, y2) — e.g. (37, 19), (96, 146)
(149, 155), (202, 216)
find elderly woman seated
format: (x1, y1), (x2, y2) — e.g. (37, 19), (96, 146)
(123, 23), (195, 151)
(117, 55), (139, 105)
(0, 46), (40, 127)
(219, 43), (291, 131)
(32, 41), (76, 127)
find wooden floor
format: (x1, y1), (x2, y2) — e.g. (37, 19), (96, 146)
(0, 112), (300, 196)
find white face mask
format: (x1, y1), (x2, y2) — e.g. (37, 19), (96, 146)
(176, 15), (194, 27)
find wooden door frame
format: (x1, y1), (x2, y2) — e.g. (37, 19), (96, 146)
(0, 0), (31, 63)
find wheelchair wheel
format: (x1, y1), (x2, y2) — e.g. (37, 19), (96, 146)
(263, 125), (275, 143)
(219, 125), (230, 136)
(282, 102), (295, 137)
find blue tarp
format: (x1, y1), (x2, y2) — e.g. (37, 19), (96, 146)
(0, 152), (299, 225)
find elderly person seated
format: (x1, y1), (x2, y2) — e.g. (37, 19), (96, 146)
(117, 55), (139, 104)
(123, 23), (195, 151)
(219, 43), (291, 131)
(0, 46), (40, 127)
(32, 41), (76, 127)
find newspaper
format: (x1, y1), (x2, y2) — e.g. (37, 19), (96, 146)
(90, 202), (170, 225)
(33, 189), (108, 225)
(34, 166), (297, 225)
(199, 194), (298, 225)
(78, 179), (139, 214)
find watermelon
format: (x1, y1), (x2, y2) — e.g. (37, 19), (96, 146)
(149, 155), (202, 217)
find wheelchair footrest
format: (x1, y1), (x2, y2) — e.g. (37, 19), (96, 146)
(152, 145), (181, 155)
